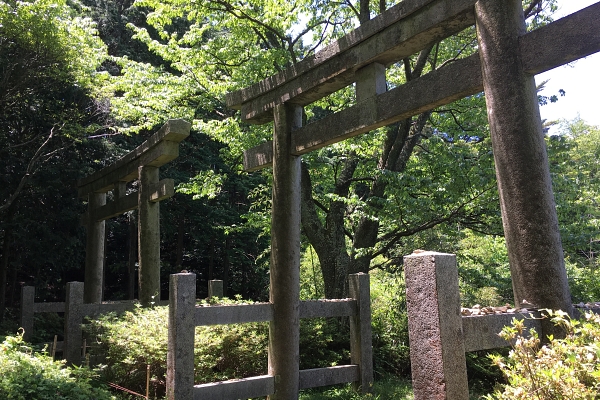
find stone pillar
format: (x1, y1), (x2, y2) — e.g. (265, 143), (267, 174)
(268, 103), (302, 400)
(404, 252), (468, 400)
(208, 280), (224, 299)
(64, 281), (84, 366)
(475, 0), (573, 315)
(20, 286), (35, 342)
(348, 273), (373, 393)
(138, 165), (161, 306)
(167, 273), (196, 400)
(355, 63), (386, 102)
(84, 192), (106, 303)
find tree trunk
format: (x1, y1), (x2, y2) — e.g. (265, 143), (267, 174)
(301, 158), (356, 298)
(359, 0), (371, 24)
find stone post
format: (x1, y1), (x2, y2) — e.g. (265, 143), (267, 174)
(208, 280), (224, 299)
(404, 252), (468, 400)
(475, 0), (573, 316)
(355, 63), (386, 103)
(167, 273), (196, 400)
(268, 103), (302, 400)
(20, 286), (35, 342)
(349, 273), (373, 393)
(84, 192), (106, 303)
(64, 281), (84, 366)
(138, 165), (161, 306)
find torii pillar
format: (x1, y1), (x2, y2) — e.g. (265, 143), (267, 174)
(475, 0), (573, 315)
(268, 103), (302, 400)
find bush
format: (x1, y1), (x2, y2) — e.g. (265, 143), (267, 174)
(370, 270), (410, 377)
(299, 375), (413, 399)
(0, 331), (114, 400)
(487, 311), (600, 399)
(85, 270), (420, 397)
(86, 302), (268, 398)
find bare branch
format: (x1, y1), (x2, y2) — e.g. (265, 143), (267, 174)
(0, 125), (62, 213)
(524, 0), (544, 19)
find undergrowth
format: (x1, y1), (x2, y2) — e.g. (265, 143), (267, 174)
(486, 310), (600, 399)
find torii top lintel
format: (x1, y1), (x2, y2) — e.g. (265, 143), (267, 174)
(228, 1), (600, 172)
(225, 0), (478, 124)
(77, 119), (191, 197)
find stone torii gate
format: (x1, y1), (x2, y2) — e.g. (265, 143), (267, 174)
(226, 0), (600, 398)
(78, 119), (190, 305)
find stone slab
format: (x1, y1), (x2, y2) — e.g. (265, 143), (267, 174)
(462, 312), (542, 352)
(299, 366), (359, 390)
(195, 303), (273, 326)
(194, 375), (275, 399)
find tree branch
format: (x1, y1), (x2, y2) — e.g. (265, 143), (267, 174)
(0, 125), (61, 213)
(524, 0), (544, 19)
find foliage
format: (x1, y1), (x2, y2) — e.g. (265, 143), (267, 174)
(299, 375), (413, 400)
(487, 311), (600, 399)
(370, 269), (410, 377)
(86, 266), (422, 396)
(0, 0), (108, 95)
(300, 245), (325, 299)
(86, 303), (267, 398)
(0, 331), (115, 400)
(0, 0), (115, 311)
(456, 231), (512, 307)
(547, 119), (600, 303)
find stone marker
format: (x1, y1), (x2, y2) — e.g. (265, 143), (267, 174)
(404, 251), (468, 400)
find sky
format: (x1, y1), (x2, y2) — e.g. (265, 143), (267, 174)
(536, 0), (600, 134)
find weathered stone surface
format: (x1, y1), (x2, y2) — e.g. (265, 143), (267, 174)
(404, 252), (468, 400)
(462, 312), (542, 352)
(268, 104), (302, 400)
(20, 286), (35, 342)
(167, 273), (196, 400)
(355, 63), (386, 103)
(84, 192), (106, 303)
(521, 2), (600, 76)
(196, 303), (273, 326)
(299, 366), (359, 390)
(349, 273), (373, 394)
(475, 0), (573, 316)
(64, 282), (84, 365)
(226, 0), (444, 107)
(298, 299), (356, 319)
(194, 375), (275, 399)
(138, 165), (161, 306)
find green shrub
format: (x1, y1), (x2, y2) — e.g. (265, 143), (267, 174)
(370, 270), (410, 377)
(299, 375), (413, 399)
(85, 270), (422, 396)
(300, 317), (349, 370)
(86, 302), (268, 398)
(487, 311), (600, 399)
(456, 231), (513, 307)
(0, 331), (115, 400)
